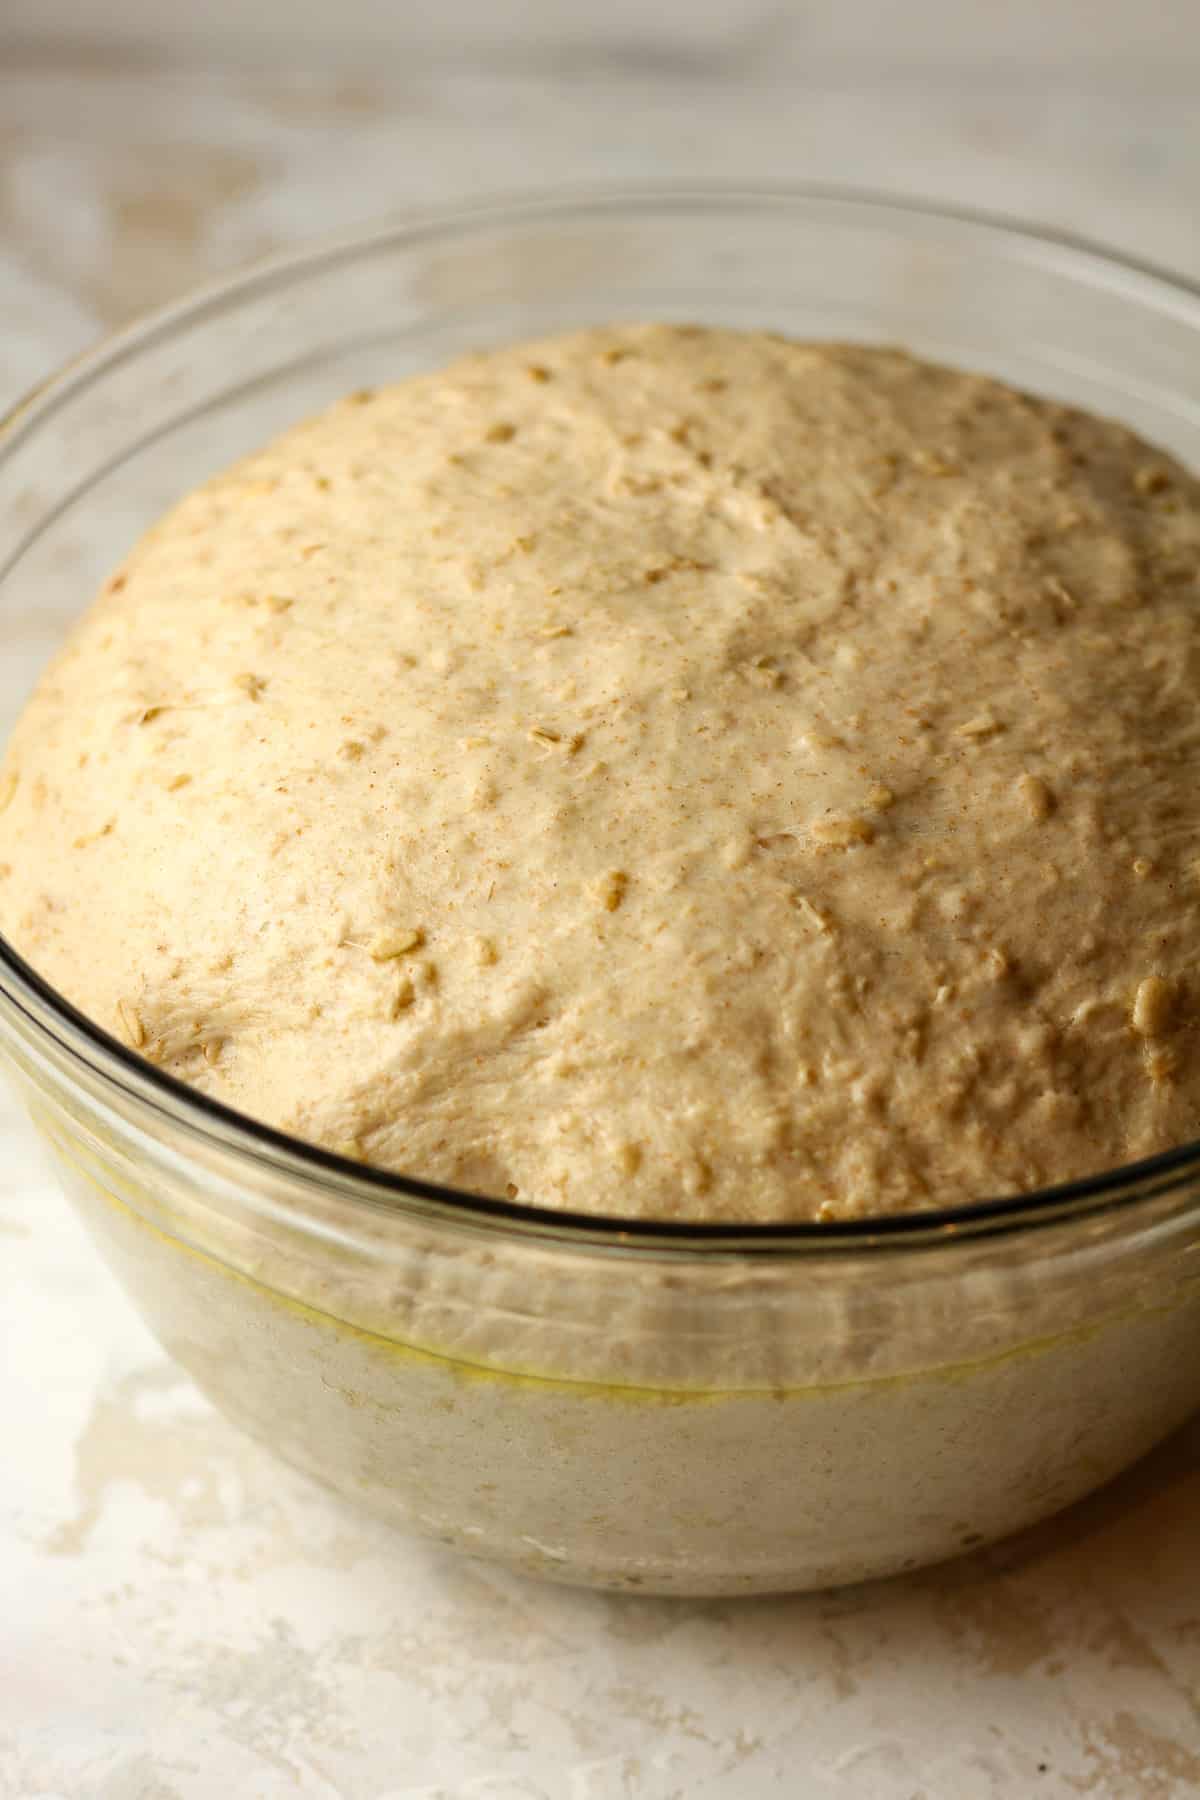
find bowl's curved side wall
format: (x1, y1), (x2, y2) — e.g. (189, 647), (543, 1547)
(17, 1061), (1200, 1595)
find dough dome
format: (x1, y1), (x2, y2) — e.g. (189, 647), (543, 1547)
(4, 324), (1200, 1220)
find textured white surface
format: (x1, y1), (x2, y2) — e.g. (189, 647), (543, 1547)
(6, 0), (1200, 74)
(2, 37), (1200, 1799)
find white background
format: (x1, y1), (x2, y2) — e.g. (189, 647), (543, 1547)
(5, 0), (1200, 72)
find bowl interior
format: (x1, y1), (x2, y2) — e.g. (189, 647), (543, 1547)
(5, 187), (1200, 1243)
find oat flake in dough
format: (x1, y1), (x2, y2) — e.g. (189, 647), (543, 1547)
(3, 323), (1200, 1222)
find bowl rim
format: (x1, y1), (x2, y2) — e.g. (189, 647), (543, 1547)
(4, 176), (1200, 1257)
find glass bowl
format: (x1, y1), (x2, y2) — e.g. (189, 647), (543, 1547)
(4, 186), (1200, 1597)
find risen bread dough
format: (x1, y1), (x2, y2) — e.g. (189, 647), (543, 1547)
(3, 325), (1200, 1221)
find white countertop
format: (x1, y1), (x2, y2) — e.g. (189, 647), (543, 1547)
(2, 36), (1200, 1799)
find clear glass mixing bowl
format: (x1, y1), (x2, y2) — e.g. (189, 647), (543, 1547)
(3, 186), (1200, 1595)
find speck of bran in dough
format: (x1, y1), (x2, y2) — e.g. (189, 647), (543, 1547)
(369, 928), (424, 961)
(598, 871), (628, 912)
(1132, 976), (1172, 1038)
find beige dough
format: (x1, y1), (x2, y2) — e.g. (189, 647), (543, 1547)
(3, 323), (1200, 1221)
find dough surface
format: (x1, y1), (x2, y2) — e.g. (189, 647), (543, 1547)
(3, 324), (1200, 1221)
